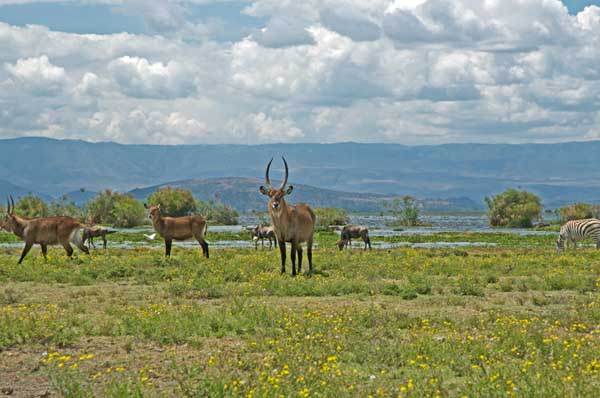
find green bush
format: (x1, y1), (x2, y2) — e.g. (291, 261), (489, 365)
(48, 195), (83, 219)
(14, 194), (49, 218)
(197, 200), (239, 225)
(313, 208), (349, 228)
(559, 202), (600, 222)
(85, 190), (146, 228)
(384, 195), (422, 226)
(485, 189), (542, 228)
(147, 187), (196, 217)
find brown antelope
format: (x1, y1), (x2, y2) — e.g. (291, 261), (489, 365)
(144, 203), (209, 258)
(251, 225), (277, 250)
(259, 157), (315, 276)
(2, 196), (89, 264)
(82, 226), (116, 249)
(336, 225), (371, 250)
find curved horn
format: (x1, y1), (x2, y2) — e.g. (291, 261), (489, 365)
(9, 195), (15, 215)
(265, 158), (274, 188)
(6, 197), (10, 214)
(279, 156), (289, 190)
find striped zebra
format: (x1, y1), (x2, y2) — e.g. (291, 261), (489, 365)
(556, 219), (600, 252)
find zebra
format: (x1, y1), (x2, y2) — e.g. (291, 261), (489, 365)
(556, 219), (600, 252)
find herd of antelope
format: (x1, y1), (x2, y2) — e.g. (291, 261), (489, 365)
(3, 156), (593, 270)
(0, 157), (371, 274)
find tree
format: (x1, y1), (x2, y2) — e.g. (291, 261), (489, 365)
(559, 202), (600, 222)
(49, 195), (83, 219)
(485, 188), (542, 228)
(85, 190), (146, 228)
(147, 187), (196, 217)
(313, 207), (349, 228)
(15, 194), (49, 218)
(197, 200), (239, 225)
(384, 195), (421, 226)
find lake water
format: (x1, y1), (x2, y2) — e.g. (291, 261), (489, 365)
(0, 214), (558, 250)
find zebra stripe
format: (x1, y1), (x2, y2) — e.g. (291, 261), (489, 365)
(556, 219), (600, 251)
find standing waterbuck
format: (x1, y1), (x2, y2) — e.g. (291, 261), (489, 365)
(2, 196), (89, 264)
(336, 225), (371, 250)
(144, 203), (209, 258)
(251, 225), (277, 250)
(82, 226), (117, 249)
(259, 157), (315, 276)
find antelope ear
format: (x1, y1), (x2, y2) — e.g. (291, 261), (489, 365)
(157, 204), (161, 210)
(284, 185), (294, 195)
(259, 186), (270, 196)
(143, 203), (149, 209)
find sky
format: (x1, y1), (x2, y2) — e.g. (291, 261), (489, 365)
(0, 0), (599, 145)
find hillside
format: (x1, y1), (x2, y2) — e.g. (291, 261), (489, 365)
(0, 179), (51, 202)
(1, 137), (600, 206)
(128, 177), (482, 213)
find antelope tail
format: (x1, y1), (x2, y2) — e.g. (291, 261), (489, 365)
(69, 227), (85, 246)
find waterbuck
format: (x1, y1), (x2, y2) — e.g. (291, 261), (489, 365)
(336, 225), (371, 250)
(259, 157), (315, 276)
(2, 196), (89, 264)
(251, 225), (277, 250)
(82, 226), (117, 249)
(144, 203), (209, 258)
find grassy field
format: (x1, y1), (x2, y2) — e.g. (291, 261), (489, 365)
(1, 230), (600, 397)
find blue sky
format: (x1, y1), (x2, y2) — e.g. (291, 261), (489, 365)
(0, 0), (599, 145)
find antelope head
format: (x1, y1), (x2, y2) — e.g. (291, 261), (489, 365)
(259, 157), (293, 214)
(144, 203), (161, 220)
(3, 195), (17, 232)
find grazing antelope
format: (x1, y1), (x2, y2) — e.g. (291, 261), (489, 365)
(2, 196), (89, 264)
(259, 157), (316, 276)
(251, 225), (277, 250)
(336, 225), (371, 251)
(82, 226), (116, 249)
(144, 203), (209, 258)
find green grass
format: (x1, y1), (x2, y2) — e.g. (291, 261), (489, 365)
(1, 230), (600, 397)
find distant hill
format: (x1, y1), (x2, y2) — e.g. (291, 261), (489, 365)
(0, 179), (52, 203)
(1, 137), (600, 207)
(61, 190), (99, 206)
(128, 177), (482, 213)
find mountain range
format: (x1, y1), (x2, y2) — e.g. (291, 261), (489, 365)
(1, 137), (600, 210)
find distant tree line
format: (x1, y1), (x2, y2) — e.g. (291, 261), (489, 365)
(2, 187), (239, 228)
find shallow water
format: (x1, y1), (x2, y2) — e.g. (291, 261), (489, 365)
(349, 214), (557, 236)
(0, 214), (558, 251)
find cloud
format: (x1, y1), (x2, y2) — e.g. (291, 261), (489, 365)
(228, 112), (304, 142)
(4, 55), (67, 95)
(1, 1), (600, 146)
(108, 56), (196, 98)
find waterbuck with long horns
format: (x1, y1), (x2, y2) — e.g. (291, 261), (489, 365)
(144, 203), (209, 258)
(259, 157), (316, 276)
(2, 196), (89, 264)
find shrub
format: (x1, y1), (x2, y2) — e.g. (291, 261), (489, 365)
(147, 187), (196, 217)
(48, 195), (83, 219)
(14, 194), (48, 218)
(559, 202), (600, 222)
(384, 195), (422, 226)
(313, 208), (349, 228)
(85, 190), (146, 228)
(197, 200), (239, 225)
(485, 189), (542, 228)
